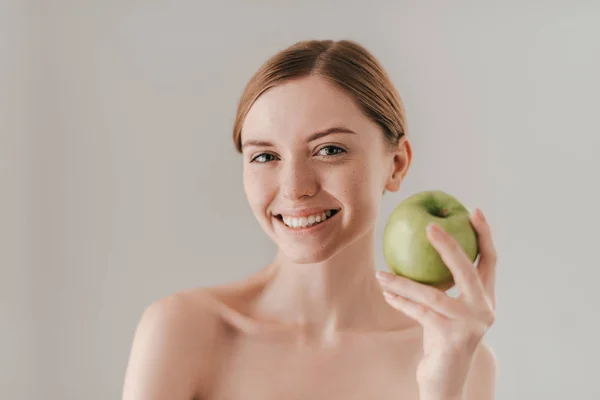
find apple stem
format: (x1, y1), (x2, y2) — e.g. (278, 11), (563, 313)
(439, 208), (448, 217)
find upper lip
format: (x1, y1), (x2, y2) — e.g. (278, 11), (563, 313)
(273, 207), (340, 218)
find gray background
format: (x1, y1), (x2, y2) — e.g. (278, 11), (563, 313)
(2, 0), (599, 399)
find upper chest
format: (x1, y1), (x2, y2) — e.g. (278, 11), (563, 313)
(208, 333), (423, 400)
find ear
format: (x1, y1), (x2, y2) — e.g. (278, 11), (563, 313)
(384, 137), (412, 193)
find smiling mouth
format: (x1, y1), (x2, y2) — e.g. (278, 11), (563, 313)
(274, 209), (340, 229)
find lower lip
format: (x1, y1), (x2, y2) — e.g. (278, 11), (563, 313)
(274, 211), (340, 234)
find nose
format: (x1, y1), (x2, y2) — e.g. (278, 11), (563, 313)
(280, 158), (319, 201)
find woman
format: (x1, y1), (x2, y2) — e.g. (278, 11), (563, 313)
(122, 39), (498, 400)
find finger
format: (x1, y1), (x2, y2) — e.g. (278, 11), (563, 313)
(376, 271), (464, 319)
(470, 208), (498, 308)
(383, 290), (448, 331)
(426, 223), (486, 303)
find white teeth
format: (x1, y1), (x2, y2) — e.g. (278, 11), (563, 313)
(280, 210), (337, 229)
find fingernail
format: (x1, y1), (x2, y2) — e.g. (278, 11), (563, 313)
(376, 271), (393, 282)
(475, 208), (485, 221)
(383, 290), (398, 299)
(427, 223), (441, 236)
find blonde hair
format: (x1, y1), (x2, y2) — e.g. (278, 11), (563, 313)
(232, 39), (408, 153)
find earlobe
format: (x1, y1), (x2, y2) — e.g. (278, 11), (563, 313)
(385, 172), (403, 192)
(384, 138), (412, 193)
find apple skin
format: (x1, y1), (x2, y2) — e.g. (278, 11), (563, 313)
(383, 190), (479, 291)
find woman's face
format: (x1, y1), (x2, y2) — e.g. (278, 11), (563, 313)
(240, 75), (409, 264)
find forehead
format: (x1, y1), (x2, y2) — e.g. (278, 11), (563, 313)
(241, 75), (375, 142)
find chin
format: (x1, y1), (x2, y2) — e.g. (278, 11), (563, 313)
(272, 228), (363, 264)
(274, 227), (369, 265)
(279, 244), (338, 264)
(261, 204), (377, 265)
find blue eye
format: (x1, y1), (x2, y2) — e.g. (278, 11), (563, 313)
(316, 145), (346, 157)
(250, 146), (345, 163)
(251, 153), (278, 163)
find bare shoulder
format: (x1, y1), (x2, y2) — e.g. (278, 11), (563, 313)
(464, 340), (498, 400)
(473, 340), (498, 377)
(121, 287), (243, 400)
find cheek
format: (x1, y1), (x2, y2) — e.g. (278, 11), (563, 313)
(329, 163), (381, 216)
(243, 168), (275, 212)
(337, 161), (380, 194)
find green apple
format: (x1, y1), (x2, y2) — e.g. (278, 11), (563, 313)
(383, 190), (479, 291)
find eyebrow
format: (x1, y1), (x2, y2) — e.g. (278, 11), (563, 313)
(240, 126), (357, 151)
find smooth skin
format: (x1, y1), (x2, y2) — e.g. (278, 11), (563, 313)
(122, 76), (497, 400)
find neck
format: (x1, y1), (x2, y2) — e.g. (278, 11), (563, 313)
(252, 229), (418, 339)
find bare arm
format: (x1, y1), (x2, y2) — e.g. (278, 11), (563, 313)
(463, 342), (497, 400)
(121, 294), (217, 400)
(419, 342), (497, 400)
